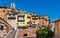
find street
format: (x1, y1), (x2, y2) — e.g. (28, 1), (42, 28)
(6, 30), (17, 38)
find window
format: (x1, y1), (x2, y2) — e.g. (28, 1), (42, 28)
(9, 14), (11, 16)
(20, 22), (24, 24)
(18, 17), (24, 20)
(20, 22), (24, 26)
(32, 18), (38, 20)
(8, 14), (16, 19)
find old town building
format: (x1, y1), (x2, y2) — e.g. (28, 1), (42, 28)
(0, 7), (11, 20)
(0, 2), (56, 38)
(54, 19), (60, 38)
(39, 15), (50, 27)
(0, 18), (12, 38)
(7, 10), (18, 29)
(6, 3), (18, 29)
(17, 10), (27, 26)
(31, 13), (39, 28)
(27, 13), (32, 26)
(16, 28), (37, 38)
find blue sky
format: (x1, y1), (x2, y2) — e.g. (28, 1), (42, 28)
(0, 0), (60, 21)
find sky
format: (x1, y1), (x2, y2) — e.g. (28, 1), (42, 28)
(0, 0), (60, 21)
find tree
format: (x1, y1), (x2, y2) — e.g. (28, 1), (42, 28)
(36, 26), (54, 38)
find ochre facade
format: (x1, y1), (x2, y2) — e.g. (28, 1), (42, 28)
(54, 19), (60, 37)
(0, 7), (11, 20)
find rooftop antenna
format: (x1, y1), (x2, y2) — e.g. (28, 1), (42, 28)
(4, 0), (7, 7)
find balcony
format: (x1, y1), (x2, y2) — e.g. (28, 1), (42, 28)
(32, 17), (38, 20)
(18, 15), (25, 17)
(18, 20), (25, 22)
(8, 17), (16, 19)
(27, 16), (31, 19)
(32, 15), (38, 17)
(27, 22), (30, 24)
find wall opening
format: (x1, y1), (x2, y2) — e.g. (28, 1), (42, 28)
(0, 26), (4, 30)
(23, 34), (28, 37)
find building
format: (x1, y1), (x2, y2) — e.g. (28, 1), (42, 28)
(7, 9), (18, 29)
(31, 13), (39, 28)
(17, 12), (51, 28)
(50, 22), (55, 31)
(0, 7), (11, 20)
(16, 28), (37, 38)
(6, 3), (18, 29)
(54, 19), (60, 38)
(27, 13), (32, 26)
(0, 2), (17, 21)
(17, 10), (27, 26)
(0, 18), (12, 38)
(39, 15), (50, 27)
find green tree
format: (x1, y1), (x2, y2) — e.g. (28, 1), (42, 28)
(36, 26), (54, 38)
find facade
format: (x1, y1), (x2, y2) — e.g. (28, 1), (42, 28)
(0, 7), (11, 20)
(7, 9), (18, 29)
(27, 13), (32, 26)
(17, 12), (51, 27)
(17, 10), (27, 26)
(50, 22), (55, 31)
(16, 28), (37, 38)
(54, 19), (60, 38)
(0, 6), (51, 29)
(31, 13), (39, 28)
(0, 18), (12, 38)
(39, 15), (50, 27)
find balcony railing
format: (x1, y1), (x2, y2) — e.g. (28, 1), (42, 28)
(18, 20), (25, 22)
(32, 17), (38, 20)
(8, 17), (16, 19)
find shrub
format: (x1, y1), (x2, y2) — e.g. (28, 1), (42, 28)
(36, 26), (54, 38)
(17, 26), (28, 29)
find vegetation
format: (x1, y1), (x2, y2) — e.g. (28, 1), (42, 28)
(17, 26), (28, 29)
(36, 25), (54, 38)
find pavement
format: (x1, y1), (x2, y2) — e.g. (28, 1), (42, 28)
(6, 30), (17, 38)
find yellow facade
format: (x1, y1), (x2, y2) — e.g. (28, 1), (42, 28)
(17, 12), (50, 27)
(17, 10), (28, 26)
(17, 14), (27, 26)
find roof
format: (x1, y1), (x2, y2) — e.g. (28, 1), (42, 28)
(0, 6), (10, 9)
(54, 19), (60, 22)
